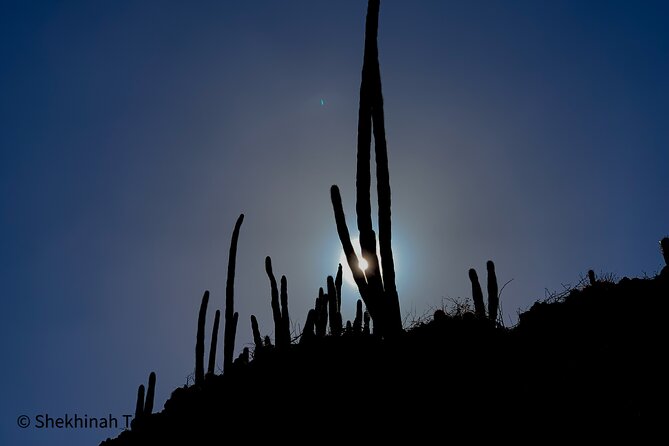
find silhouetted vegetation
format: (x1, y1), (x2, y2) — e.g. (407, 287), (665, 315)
(331, 0), (400, 339)
(223, 214), (244, 372)
(99, 1), (667, 444)
(265, 256), (290, 348)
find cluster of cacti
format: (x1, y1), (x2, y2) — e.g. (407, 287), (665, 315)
(132, 371), (156, 429)
(330, 0), (401, 339)
(468, 260), (500, 323)
(327, 267), (343, 336)
(193, 214), (245, 383)
(265, 256), (291, 348)
(301, 264), (351, 341)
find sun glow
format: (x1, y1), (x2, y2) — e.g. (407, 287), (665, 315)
(338, 237), (380, 287)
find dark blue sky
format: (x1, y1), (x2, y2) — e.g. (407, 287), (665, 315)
(2, 1), (668, 444)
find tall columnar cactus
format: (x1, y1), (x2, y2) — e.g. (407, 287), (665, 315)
(265, 256), (291, 348)
(224, 214), (244, 372)
(363, 310), (371, 335)
(330, 0), (401, 338)
(315, 287), (328, 337)
(327, 276), (342, 336)
(144, 372), (156, 415)
(132, 371), (156, 430)
(487, 261), (499, 323)
(468, 261), (501, 323)
(250, 315), (263, 351)
(353, 299), (363, 333)
(661, 237), (669, 266)
(300, 309), (317, 344)
(134, 384), (145, 422)
(207, 310), (221, 376)
(469, 269), (486, 319)
(588, 269), (596, 286)
(335, 264), (343, 314)
(195, 291), (209, 385)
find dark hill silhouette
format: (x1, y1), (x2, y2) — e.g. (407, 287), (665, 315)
(100, 1), (668, 443)
(102, 267), (668, 444)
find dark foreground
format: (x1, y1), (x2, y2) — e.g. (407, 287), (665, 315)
(101, 270), (668, 444)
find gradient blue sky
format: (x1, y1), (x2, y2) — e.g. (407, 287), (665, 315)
(2, 1), (668, 444)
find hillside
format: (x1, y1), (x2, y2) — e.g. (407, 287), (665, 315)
(100, 263), (668, 444)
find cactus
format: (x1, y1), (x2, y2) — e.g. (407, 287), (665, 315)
(300, 309), (317, 344)
(469, 269), (485, 319)
(250, 315), (263, 351)
(224, 214), (244, 372)
(487, 261), (499, 323)
(315, 287), (328, 337)
(134, 384), (145, 422)
(353, 299), (363, 333)
(335, 264), (343, 313)
(132, 371), (156, 430)
(588, 269), (596, 286)
(363, 310), (371, 335)
(327, 276), (342, 336)
(469, 261), (501, 323)
(207, 310), (220, 376)
(144, 372), (156, 415)
(195, 291), (209, 385)
(265, 256), (291, 348)
(330, 0), (401, 338)
(280, 275), (290, 344)
(661, 237), (669, 266)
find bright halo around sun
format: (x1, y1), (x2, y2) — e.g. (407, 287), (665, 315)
(338, 237), (380, 287)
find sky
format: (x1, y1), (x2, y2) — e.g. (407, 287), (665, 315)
(1, 1), (668, 444)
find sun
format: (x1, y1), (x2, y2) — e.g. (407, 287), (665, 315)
(338, 237), (379, 287)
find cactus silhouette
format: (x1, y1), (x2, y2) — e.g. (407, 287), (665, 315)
(468, 261), (500, 322)
(469, 269), (485, 318)
(207, 310), (220, 376)
(353, 299), (363, 333)
(300, 309), (317, 344)
(661, 237), (669, 266)
(195, 291), (209, 385)
(487, 261), (499, 323)
(330, 0), (401, 338)
(144, 372), (156, 415)
(265, 256), (291, 348)
(588, 269), (596, 286)
(315, 287), (328, 337)
(363, 310), (371, 335)
(134, 384), (145, 423)
(250, 315), (263, 351)
(335, 264), (343, 314)
(327, 276), (342, 336)
(132, 371), (156, 430)
(224, 214), (244, 372)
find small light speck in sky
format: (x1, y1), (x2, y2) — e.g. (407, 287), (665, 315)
(320, 98), (326, 106)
